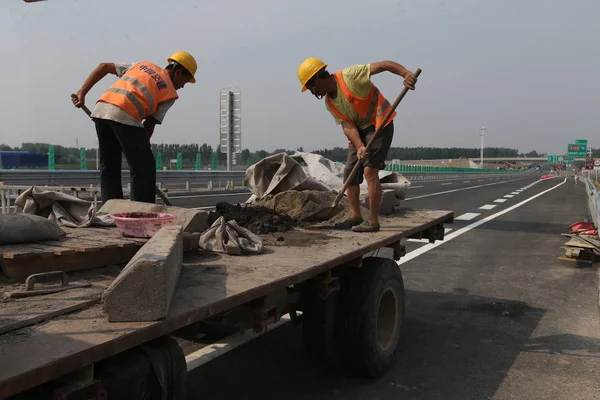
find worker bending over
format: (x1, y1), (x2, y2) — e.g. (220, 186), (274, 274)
(298, 58), (417, 232)
(72, 52), (197, 204)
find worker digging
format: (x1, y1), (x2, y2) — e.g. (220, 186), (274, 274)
(297, 57), (418, 232)
(71, 51), (198, 204)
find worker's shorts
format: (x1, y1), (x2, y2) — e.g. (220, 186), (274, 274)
(344, 121), (394, 186)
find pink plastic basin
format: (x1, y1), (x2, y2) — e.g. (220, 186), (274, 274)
(110, 212), (177, 238)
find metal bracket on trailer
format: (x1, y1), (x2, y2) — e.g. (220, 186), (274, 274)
(316, 270), (340, 300)
(407, 223), (446, 243)
(53, 365), (107, 400)
(385, 240), (406, 261)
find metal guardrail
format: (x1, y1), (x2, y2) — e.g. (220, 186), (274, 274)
(583, 175), (600, 228)
(0, 169), (531, 187)
(0, 169), (245, 188)
(0, 169), (532, 214)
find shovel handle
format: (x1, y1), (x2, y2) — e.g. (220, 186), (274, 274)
(332, 68), (422, 207)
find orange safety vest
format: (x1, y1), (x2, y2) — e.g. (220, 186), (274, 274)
(325, 70), (396, 132)
(97, 61), (179, 122)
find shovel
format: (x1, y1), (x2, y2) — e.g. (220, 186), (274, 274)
(330, 68), (422, 211)
(71, 94), (173, 206)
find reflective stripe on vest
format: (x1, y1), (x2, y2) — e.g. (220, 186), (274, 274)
(326, 70), (396, 131)
(97, 61), (178, 122)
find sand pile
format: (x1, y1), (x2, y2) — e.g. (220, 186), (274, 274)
(252, 190), (371, 228)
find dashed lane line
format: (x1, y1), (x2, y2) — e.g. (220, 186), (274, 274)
(398, 178), (567, 265)
(455, 212), (480, 221)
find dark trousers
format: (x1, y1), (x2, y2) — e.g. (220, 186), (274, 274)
(343, 121), (394, 186)
(94, 118), (156, 204)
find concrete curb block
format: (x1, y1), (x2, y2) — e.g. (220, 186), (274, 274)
(102, 225), (184, 322)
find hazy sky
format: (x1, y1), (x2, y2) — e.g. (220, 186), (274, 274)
(1, 0), (598, 154)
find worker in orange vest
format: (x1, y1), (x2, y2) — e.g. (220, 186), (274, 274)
(72, 51), (197, 204)
(297, 58), (417, 232)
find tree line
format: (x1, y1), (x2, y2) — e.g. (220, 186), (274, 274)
(2, 142), (591, 167)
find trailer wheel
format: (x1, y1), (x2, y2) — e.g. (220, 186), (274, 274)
(339, 257), (405, 378)
(301, 283), (341, 367)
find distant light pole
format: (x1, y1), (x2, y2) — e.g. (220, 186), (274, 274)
(480, 127), (486, 168)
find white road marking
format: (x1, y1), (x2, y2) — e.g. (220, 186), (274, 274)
(479, 204), (497, 210)
(455, 212), (480, 221)
(463, 181), (471, 183)
(398, 178), (567, 265)
(504, 194), (514, 198)
(410, 185), (424, 188)
(407, 228), (453, 243)
(441, 183), (452, 186)
(494, 199), (508, 203)
(511, 192), (520, 195)
(404, 177), (531, 201)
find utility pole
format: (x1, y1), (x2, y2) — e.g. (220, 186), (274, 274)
(480, 127), (486, 168)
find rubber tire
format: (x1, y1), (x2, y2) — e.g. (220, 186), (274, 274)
(338, 257), (405, 378)
(301, 282), (341, 368)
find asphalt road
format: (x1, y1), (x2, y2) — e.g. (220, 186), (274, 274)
(181, 172), (600, 400)
(167, 172), (531, 210)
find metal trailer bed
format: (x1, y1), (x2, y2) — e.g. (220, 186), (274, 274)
(0, 208), (453, 399)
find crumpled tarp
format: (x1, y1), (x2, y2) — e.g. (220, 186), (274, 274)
(14, 186), (115, 228)
(199, 216), (263, 255)
(244, 153), (331, 200)
(243, 151), (411, 203)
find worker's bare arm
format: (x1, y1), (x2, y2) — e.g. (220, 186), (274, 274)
(72, 63), (118, 108)
(342, 122), (368, 160)
(369, 61), (417, 90)
(143, 117), (158, 139)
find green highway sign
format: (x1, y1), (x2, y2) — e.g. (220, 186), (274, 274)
(575, 139), (588, 145)
(547, 155), (571, 163)
(567, 143), (587, 157)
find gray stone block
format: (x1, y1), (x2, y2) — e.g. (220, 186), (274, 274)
(361, 189), (397, 215)
(99, 199), (209, 233)
(102, 225), (183, 322)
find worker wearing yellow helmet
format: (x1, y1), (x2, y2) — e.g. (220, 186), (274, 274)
(298, 57), (417, 232)
(72, 51), (197, 204)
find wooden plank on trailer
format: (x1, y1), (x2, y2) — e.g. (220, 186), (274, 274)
(42, 238), (111, 252)
(0, 244), (56, 259)
(0, 209), (453, 399)
(65, 227), (148, 245)
(19, 244), (77, 256)
(1, 245), (140, 280)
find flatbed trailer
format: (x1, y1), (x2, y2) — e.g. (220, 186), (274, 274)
(0, 208), (453, 399)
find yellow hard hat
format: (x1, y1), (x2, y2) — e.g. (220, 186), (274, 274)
(297, 57), (327, 92)
(167, 51), (197, 83)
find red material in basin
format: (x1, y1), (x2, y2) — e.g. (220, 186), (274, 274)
(110, 212), (176, 238)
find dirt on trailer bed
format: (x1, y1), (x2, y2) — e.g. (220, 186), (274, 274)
(208, 191), (372, 235)
(207, 202), (302, 235)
